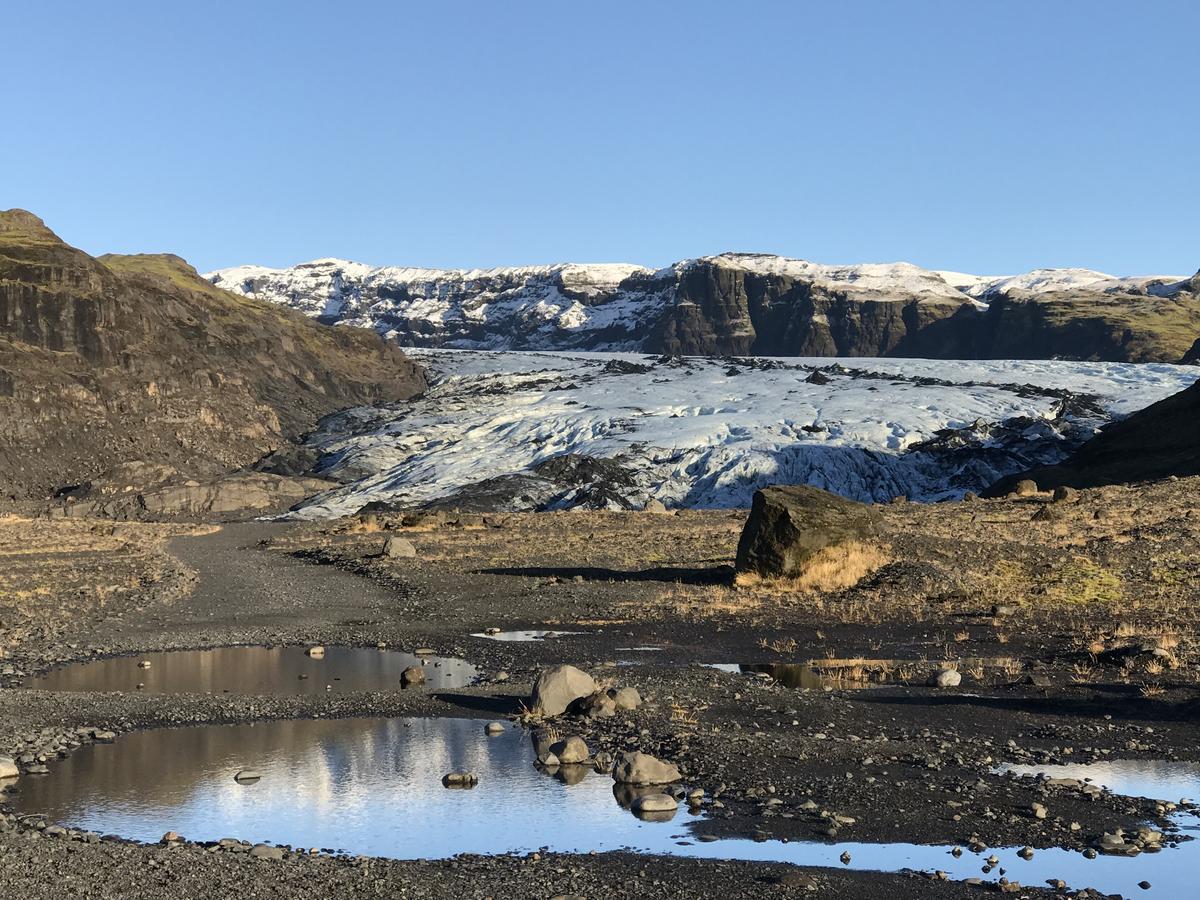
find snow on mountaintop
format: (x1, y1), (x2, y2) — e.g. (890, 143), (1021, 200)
(206, 253), (1194, 358)
(694, 254), (971, 300)
(283, 350), (1199, 519)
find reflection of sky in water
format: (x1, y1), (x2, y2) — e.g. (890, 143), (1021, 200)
(14, 720), (1200, 896)
(26, 647), (476, 694)
(470, 630), (582, 642)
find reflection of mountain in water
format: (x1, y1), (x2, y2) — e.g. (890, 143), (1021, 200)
(29, 647), (477, 695)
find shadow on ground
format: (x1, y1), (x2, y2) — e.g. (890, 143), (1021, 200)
(476, 565), (734, 586)
(858, 687), (1200, 723)
(434, 692), (526, 715)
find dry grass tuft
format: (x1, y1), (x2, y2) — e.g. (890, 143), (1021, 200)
(736, 541), (890, 596)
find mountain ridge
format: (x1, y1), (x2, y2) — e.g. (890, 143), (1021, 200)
(208, 253), (1200, 363)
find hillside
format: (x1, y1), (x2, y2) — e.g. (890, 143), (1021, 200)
(208, 253), (1200, 362)
(987, 378), (1200, 494)
(0, 210), (425, 500)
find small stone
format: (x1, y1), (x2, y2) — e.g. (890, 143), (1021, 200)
(612, 751), (681, 785)
(643, 499), (669, 514)
(485, 722), (505, 735)
(1013, 479), (1039, 497)
(1031, 802), (1047, 819)
(382, 536), (417, 559)
(234, 770), (262, 783)
(549, 736), (590, 765)
(931, 668), (962, 688)
(441, 772), (479, 787)
(249, 844), (284, 860)
(611, 686), (642, 711)
(305, 645), (325, 659)
(161, 831), (182, 844)
(137, 660), (152, 669)
(400, 666), (426, 687)
(631, 793), (678, 817)
(530, 665), (598, 717)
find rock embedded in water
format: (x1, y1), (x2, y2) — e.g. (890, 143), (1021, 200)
(612, 751), (681, 785)
(631, 793), (678, 814)
(305, 645), (325, 659)
(400, 665), (426, 687)
(734, 485), (878, 578)
(529, 665), (598, 717)
(549, 736), (590, 764)
(0, 756), (18, 779)
(931, 668), (962, 688)
(485, 722), (505, 735)
(383, 536), (417, 559)
(234, 769), (262, 783)
(161, 831), (182, 844)
(442, 771), (479, 787)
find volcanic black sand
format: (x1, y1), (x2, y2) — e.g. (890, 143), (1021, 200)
(2, 484), (1199, 898)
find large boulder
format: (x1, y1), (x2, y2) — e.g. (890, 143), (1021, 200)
(529, 665), (598, 717)
(735, 485), (878, 578)
(612, 751), (681, 785)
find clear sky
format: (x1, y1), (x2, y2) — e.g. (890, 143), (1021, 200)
(5, 1), (1197, 275)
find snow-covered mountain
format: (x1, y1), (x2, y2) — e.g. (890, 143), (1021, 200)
(207, 254), (1199, 362)
(279, 351), (1199, 519)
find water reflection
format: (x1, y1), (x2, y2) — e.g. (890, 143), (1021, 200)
(26, 647), (477, 695)
(470, 630), (583, 642)
(11, 722), (1199, 896)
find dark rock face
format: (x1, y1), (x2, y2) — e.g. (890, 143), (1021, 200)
(986, 380), (1200, 494)
(651, 259), (1200, 362)
(735, 485), (879, 578)
(0, 210), (425, 499)
(651, 262), (979, 358)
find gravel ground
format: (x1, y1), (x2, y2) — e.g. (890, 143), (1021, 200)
(2, 509), (1197, 898)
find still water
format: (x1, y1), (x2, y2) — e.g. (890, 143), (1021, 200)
(11, 718), (1199, 896)
(26, 647), (478, 694)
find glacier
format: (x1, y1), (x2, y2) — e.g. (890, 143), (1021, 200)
(280, 351), (1199, 519)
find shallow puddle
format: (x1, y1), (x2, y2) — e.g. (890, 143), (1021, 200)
(10, 721), (1198, 895)
(26, 646), (477, 694)
(470, 630), (583, 642)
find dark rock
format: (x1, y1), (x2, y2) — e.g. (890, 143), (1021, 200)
(735, 485), (878, 578)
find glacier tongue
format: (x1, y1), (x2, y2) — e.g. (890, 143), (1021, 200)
(281, 352), (1199, 519)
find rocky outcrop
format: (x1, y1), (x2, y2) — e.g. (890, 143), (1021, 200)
(987, 379), (1200, 494)
(209, 254), (1200, 363)
(735, 485), (879, 578)
(0, 210), (425, 499)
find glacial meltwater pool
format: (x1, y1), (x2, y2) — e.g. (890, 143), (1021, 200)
(25, 646), (478, 694)
(10, 718), (1199, 896)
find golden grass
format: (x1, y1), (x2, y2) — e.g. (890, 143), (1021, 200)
(735, 541), (890, 595)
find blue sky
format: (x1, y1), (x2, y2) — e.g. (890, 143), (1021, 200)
(5, 1), (1197, 275)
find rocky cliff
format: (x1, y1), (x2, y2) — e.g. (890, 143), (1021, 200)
(0, 210), (425, 500)
(209, 253), (1200, 363)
